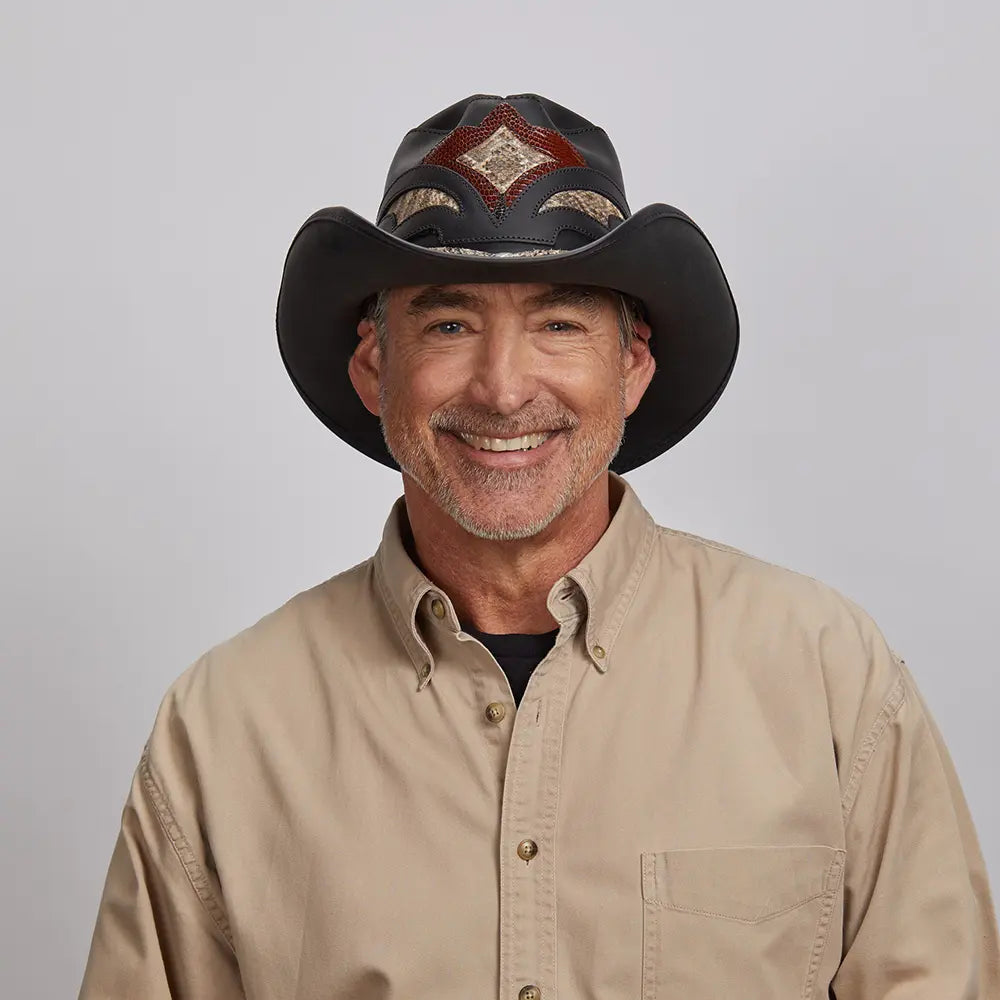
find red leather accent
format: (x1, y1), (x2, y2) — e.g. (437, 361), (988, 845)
(422, 102), (586, 212)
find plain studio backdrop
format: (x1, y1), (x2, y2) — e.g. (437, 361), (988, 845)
(2, 2), (998, 995)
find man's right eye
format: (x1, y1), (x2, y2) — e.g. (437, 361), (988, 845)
(431, 321), (465, 335)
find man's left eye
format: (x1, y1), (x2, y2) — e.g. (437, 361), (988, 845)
(546, 321), (578, 332)
(433, 321), (464, 335)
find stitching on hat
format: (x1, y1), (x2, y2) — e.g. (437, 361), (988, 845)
(520, 165), (628, 207)
(379, 201), (468, 232)
(379, 173), (474, 220)
(403, 224), (448, 244)
(438, 232), (557, 246)
(329, 200), (686, 266)
(534, 190), (625, 227)
(332, 199), (685, 254)
(383, 188), (462, 227)
(528, 204), (619, 232)
(534, 190), (625, 217)
(496, 97), (606, 136)
(438, 223), (599, 245)
(555, 223), (609, 242)
(376, 182), (482, 228)
(520, 94), (549, 116)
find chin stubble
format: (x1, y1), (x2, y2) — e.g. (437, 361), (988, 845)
(377, 369), (627, 541)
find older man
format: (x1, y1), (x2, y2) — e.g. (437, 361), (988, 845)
(80, 94), (999, 999)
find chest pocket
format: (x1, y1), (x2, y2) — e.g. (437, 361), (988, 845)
(640, 844), (846, 1000)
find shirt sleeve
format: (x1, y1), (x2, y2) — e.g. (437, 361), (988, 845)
(830, 654), (1000, 998)
(78, 744), (245, 999)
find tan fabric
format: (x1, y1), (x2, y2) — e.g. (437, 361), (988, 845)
(79, 472), (1000, 999)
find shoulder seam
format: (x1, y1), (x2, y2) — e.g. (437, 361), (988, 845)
(656, 525), (829, 587)
(138, 744), (236, 953)
(840, 662), (908, 823)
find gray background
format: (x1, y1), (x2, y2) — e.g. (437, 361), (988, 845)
(2, 2), (997, 995)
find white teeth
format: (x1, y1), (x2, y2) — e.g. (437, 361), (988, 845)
(457, 431), (554, 452)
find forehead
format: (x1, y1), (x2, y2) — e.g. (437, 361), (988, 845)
(392, 282), (617, 315)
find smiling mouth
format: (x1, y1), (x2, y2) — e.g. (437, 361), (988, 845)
(452, 430), (556, 452)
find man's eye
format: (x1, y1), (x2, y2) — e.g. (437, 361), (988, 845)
(431, 321), (465, 335)
(546, 321), (579, 332)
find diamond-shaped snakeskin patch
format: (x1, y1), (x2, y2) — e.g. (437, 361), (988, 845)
(456, 126), (556, 194)
(423, 102), (586, 212)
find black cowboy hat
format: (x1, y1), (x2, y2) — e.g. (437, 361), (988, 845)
(275, 93), (739, 473)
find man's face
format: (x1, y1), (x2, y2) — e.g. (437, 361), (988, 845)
(351, 282), (654, 541)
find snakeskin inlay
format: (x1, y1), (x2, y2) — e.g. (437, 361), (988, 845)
(423, 102), (586, 212)
(426, 246), (565, 258)
(456, 126), (556, 193)
(384, 188), (460, 226)
(537, 189), (624, 226)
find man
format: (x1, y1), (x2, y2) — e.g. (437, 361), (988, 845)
(80, 93), (999, 998)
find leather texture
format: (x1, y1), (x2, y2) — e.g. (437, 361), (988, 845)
(376, 95), (630, 252)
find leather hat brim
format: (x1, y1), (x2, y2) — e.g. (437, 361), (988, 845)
(275, 203), (739, 473)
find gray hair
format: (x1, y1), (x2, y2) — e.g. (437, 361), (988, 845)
(362, 286), (646, 356)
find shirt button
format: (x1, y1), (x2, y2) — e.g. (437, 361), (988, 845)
(519, 986), (540, 1000)
(431, 598), (446, 619)
(484, 702), (506, 724)
(517, 839), (538, 862)
(592, 644), (606, 659)
(419, 663), (431, 679)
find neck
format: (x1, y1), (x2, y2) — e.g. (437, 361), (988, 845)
(400, 473), (616, 634)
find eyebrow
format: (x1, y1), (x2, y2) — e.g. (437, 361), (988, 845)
(404, 284), (607, 319)
(405, 286), (488, 316)
(522, 285), (604, 319)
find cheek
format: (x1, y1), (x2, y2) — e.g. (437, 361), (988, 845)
(412, 354), (480, 403)
(540, 342), (620, 386)
(384, 360), (456, 419)
(556, 364), (623, 415)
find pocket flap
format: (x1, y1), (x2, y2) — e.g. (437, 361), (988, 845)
(641, 844), (845, 923)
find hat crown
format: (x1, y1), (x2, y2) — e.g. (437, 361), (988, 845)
(376, 93), (631, 255)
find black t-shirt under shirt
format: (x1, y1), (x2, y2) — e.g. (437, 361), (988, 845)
(460, 623), (560, 707)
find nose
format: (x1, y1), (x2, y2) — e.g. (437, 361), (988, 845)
(464, 323), (541, 416)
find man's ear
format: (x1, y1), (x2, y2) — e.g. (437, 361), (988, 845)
(623, 319), (656, 418)
(349, 317), (382, 417)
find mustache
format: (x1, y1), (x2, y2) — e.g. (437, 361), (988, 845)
(430, 409), (578, 437)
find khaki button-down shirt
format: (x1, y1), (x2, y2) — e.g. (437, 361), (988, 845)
(80, 472), (1000, 999)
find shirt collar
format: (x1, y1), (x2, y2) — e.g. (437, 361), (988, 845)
(373, 471), (658, 690)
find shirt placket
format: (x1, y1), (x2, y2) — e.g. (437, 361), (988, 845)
(497, 633), (574, 1000)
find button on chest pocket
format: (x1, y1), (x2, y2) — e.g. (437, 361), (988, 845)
(640, 844), (845, 1000)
